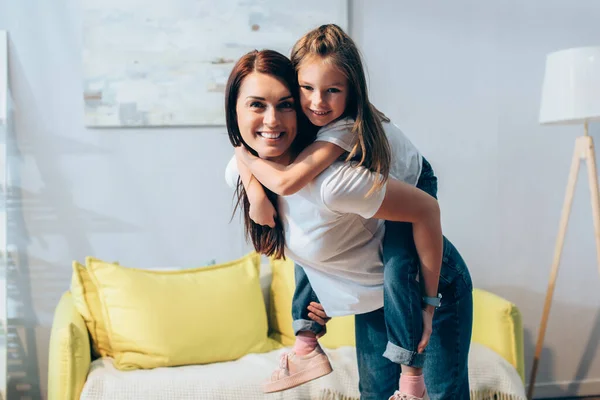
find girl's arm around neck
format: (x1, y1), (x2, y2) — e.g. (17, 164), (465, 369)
(238, 141), (346, 196)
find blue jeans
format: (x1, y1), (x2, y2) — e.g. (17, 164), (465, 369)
(356, 238), (473, 400)
(381, 157), (438, 368)
(291, 264), (325, 335)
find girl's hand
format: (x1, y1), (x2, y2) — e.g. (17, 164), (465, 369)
(235, 146), (276, 227)
(249, 195), (277, 228)
(234, 145), (255, 165)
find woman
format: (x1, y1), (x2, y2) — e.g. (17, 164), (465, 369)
(225, 49), (473, 400)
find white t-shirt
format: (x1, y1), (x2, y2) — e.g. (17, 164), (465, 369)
(225, 157), (388, 316)
(316, 117), (423, 186)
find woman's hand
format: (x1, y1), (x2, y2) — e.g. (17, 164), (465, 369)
(234, 145), (256, 165)
(417, 307), (434, 353)
(307, 302), (330, 325)
(307, 302), (331, 338)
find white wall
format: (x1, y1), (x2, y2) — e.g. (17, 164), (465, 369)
(2, 0), (249, 397)
(351, 1), (600, 397)
(1, 0), (600, 398)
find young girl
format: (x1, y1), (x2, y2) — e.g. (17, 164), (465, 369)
(235, 25), (440, 399)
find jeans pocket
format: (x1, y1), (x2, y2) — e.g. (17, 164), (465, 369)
(439, 237), (468, 285)
(438, 239), (473, 307)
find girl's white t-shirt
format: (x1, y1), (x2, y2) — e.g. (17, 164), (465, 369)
(315, 117), (423, 186)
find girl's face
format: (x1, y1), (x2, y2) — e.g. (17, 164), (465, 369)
(235, 72), (298, 161)
(298, 57), (348, 127)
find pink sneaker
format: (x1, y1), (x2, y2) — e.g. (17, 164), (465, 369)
(388, 390), (430, 400)
(263, 345), (333, 393)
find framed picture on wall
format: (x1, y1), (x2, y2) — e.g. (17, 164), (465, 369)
(82, 1), (348, 128)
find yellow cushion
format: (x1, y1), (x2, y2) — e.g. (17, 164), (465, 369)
(48, 292), (91, 400)
(269, 257), (355, 348)
(318, 316), (356, 348)
(85, 252), (278, 370)
(70, 261), (111, 358)
(472, 288), (525, 382)
(268, 257), (295, 346)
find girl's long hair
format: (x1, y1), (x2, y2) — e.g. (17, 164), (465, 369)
(291, 24), (391, 194)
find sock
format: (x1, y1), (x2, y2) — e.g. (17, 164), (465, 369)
(293, 331), (318, 355)
(399, 373), (426, 398)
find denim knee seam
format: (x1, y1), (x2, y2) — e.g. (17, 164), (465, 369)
(443, 291), (467, 400)
(451, 296), (463, 399)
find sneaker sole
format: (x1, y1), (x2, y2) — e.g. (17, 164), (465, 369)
(262, 359), (333, 393)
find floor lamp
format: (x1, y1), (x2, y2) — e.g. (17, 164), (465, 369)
(528, 46), (600, 399)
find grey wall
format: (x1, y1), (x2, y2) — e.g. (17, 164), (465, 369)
(350, 1), (600, 398)
(2, 0), (247, 397)
(1, 0), (600, 398)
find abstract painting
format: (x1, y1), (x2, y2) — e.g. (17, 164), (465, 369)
(82, 0), (348, 127)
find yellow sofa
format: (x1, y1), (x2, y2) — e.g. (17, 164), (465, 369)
(49, 255), (525, 400)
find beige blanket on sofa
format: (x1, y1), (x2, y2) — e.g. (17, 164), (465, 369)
(81, 344), (525, 400)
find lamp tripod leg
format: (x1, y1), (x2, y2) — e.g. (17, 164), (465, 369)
(527, 137), (583, 399)
(584, 137), (600, 277)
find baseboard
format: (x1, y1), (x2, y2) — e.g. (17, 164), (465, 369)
(531, 378), (600, 398)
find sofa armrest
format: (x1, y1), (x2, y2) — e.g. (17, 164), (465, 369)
(472, 288), (525, 382)
(48, 291), (91, 400)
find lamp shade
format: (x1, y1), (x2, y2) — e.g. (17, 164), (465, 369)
(539, 46), (600, 125)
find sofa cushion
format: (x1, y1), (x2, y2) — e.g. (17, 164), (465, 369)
(71, 261), (112, 358)
(472, 288), (525, 381)
(267, 257), (295, 346)
(269, 257), (355, 348)
(83, 252), (279, 370)
(48, 292), (91, 400)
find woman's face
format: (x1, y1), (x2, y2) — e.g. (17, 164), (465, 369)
(235, 72), (298, 161)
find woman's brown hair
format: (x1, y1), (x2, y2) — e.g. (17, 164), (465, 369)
(225, 49), (314, 258)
